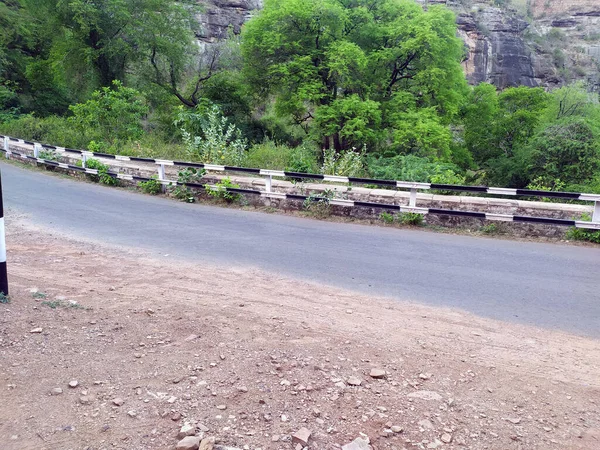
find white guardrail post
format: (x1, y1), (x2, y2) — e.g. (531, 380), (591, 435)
(265, 174), (273, 193)
(33, 143), (41, 158)
(82, 152), (89, 168)
(409, 188), (417, 207)
(593, 200), (600, 224)
(157, 163), (166, 192)
(3, 138), (9, 159)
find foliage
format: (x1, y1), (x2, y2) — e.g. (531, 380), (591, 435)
(303, 189), (335, 218)
(480, 223), (499, 234)
(379, 211), (395, 224)
(399, 212), (424, 226)
(69, 81), (149, 149)
(41, 299), (86, 309)
(565, 214), (600, 244)
(139, 176), (162, 195)
(322, 149), (366, 177)
(169, 167), (205, 202)
(38, 150), (60, 161)
(205, 177), (241, 203)
(368, 155), (463, 183)
(176, 104), (247, 165)
(83, 158), (118, 186)
(242, 0), (467, 153)
(0, 292), (9, 304)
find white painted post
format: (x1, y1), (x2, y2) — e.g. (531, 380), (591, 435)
(3, 137), (9, 159)
(157, 163), (166, 192)
(82, 153), (88, 168)
(593, 201), (600, 224)
(33, 143), (41, 158)
(409, 188), (417, 207)
(265, 175), (272, 193)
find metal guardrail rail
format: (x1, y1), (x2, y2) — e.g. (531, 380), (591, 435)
(2, 135), (600, 230)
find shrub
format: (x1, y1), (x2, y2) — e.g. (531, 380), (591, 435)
(245, 141), (293, 170)
(302, 189), (335, 218)
(286, 144), (320, 174)
(399, 212), (424, 226)
(138, 176), (162, 195)
(176, 104), (247, 165)
(565, 213), (600, 243)
(169, 167), (206, 202)
(480, 223), (499, 234)
(205, 177), (241, 203)
(322, 148), (366, 177)
(380, 211), (395, 224)
(83, 158), (119, 186)
(368, 154), (463, 183)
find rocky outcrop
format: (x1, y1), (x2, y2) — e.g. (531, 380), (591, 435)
(455, 7), (536, 87)
(196, 0), (262, 42)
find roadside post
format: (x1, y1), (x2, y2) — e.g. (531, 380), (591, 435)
(0, 169), (7, 295)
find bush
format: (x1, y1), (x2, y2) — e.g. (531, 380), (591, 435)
(322, 148), (366, 177)
(169, 167), (206, 202)
(380, 211), (395, 224)
(176, 104), (247, 165)
(565, 213), (600, 243)
(205, 177), (241, 203)
(399, 212), (424, 226)
(302, 189), (335, 218)
(82, 158), (119, 186)
(368, 154), (463, 183)
(138, 176), (162, 195)
(245, 141), (293, 170)
(0, 114), (85, 148)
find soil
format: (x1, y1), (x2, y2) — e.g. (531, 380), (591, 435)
(0, 217), (599, 450)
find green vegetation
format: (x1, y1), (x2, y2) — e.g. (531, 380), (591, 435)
(1, 0), (599, 198)
(138, 176), (162, 195)
(205, 178), (241, 203)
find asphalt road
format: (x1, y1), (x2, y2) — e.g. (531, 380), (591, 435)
(3, 162), (599, 336)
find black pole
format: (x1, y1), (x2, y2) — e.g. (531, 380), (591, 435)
(0, 169), (7, 295)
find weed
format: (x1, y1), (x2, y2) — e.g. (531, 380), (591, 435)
(399, 212), (424, 226)
(565, 213), (600, 243)
(303, 189), (335, 218)
(481, 223), (499, 234)
(138, 176), (162, 195)
(31, 291), (47, 299)
(38, 149), (60, 161)
(380, 211), (395, 224)
(41, 299), (87, 309)
(205, 177), (241, 203)
(0, 292), (10, 304)
(82, 158), (119, 186)
(169, 167), (206, 202)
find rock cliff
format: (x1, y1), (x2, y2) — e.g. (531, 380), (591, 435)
(195, 0), (600, 89)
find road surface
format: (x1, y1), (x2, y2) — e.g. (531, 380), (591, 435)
(3, 162), (599, 336)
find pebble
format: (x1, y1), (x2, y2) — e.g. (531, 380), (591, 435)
(79, 395), (94, 405)
(369, 368), (386, 379)
(30, 328), (43, 334)
(441, 433), (452, 443)
(408, 390), (443, 401)
(347, 376), (362, 386)
(112, 398), (124, 407)
(51, 388), (63, 395)
(127, 410), (137, 418)
(199, 436), (216, 450)
(342, 437), (372, 450)
(419, 373), (432, 380)
(391, 425), (403, 433)
(176, 436), (201, 450)
(216, 404), (227, 410)
(292, 427), (311, 446)
(68, 380), (79, 388)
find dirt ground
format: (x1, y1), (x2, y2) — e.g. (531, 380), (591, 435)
(0, 217), (599, 450)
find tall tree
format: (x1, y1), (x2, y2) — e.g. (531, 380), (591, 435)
(241, 0), (467, 154)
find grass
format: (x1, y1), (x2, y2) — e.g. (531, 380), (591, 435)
(41, 299), (88, 310)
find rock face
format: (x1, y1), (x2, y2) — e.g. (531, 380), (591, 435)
(195, 0), (599, 89)
(196, 0), (262, 42)
(455, 6), (537, 88)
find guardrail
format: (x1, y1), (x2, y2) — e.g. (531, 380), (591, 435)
(2, 134), (600, 230)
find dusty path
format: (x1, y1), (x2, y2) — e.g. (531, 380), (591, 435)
(0, 218), (598, 450)
(3, 162), (600, 337)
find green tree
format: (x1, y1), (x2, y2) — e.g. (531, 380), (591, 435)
(242, 0), (467, 153)
(68, 81), (149, 149)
